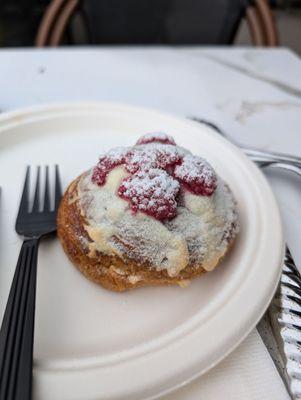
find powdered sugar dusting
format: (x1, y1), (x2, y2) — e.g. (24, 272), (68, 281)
(118, 168), (180, 220)
(92, 140), (190, 220)
(125, 143), (184, 174)
(92, 147), (128, 185)
(174, 155), (217, 195)
(101, 146), (128, 163)
(166, 179), (239, 267)
(136, 132), (176, 145)
(78, 133), (239, 276)
(92, 142), (185, 188)
(78, 169), (238, 276)
(78, 168), (188, 277)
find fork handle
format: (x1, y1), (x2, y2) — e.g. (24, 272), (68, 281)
(0, 238), (39, 400)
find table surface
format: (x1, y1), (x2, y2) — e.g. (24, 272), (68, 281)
(0, 46), (300, 399)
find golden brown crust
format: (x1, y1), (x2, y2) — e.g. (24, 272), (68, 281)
(57, 175), (232, 292)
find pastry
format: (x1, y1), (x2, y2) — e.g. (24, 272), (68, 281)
(57, 132), (239, 291)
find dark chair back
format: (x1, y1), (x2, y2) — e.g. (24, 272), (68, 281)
(36, 0), (279, 47)
(83, 0), (247, 45)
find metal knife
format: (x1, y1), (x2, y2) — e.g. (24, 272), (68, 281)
(258, 248), (301, 400)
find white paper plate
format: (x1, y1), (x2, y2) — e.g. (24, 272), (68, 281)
(0, 102), (283, 400)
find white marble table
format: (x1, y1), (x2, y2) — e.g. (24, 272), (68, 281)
(1, 47), (301, 399)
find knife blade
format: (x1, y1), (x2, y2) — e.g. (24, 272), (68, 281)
(258, 247), (301, 400)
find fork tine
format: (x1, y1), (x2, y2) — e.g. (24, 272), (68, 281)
(32, 166), (41, 212)
(54, 165), (62, 210)
(18, 166), (30, 214)
(43, 166), (50, 211)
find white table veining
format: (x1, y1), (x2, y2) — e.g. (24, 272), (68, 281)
(1, 46), (301, 400)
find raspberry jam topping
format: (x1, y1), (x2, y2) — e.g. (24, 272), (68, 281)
(174, 155), (217, 195)
(118, 168), (180, 220)
(92, 134), (217, 220)
(125, 144), (182, 174)
(136, 132), (176, 146)
(92, 147), (127, 185)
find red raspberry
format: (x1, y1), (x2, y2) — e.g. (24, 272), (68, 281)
(136, 132), (176, 146)
(118, 168), (180, 220)
(92, 147), (127, 186)
(91, 134), (217, 221)
(174, 155), (217, 196)
(125, 144), (182, 174)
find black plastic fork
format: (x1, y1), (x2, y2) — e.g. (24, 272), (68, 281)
(0, 166), (62, 400)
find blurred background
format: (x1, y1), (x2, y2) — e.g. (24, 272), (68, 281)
(0, 0), (300, 53)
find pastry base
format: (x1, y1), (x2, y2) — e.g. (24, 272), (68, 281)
(57, 176), (231, 292)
